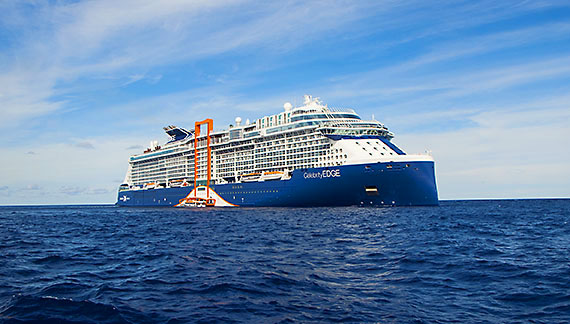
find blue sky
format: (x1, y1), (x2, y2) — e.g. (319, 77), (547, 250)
(1, 0), (569, 204)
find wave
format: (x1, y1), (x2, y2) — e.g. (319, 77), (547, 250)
(0, 295), (155, 324)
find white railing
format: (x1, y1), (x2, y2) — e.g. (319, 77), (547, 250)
(326, 107), (356, 114)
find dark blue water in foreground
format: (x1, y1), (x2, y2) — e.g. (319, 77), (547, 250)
(1, 200), (569, 323)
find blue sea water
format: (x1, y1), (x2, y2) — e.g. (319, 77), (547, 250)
(0, 200), (569, 323)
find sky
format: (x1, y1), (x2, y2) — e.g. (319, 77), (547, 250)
(0, 0), (569, 205)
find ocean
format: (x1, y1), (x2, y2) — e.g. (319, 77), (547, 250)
(0, 200), (569, 323)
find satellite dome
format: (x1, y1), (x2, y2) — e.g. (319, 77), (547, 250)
(235, 117), (242, 126)
(283, 102), (292, 111)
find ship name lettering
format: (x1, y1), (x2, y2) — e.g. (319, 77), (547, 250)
(303, 169), (341, 179)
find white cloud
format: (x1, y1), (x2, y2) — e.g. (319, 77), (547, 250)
(396, 105), (570, 199)
(2, 0), (566, 130)
(73, 141), (95, 149)
(0, 69), (64, 128)
(59, 186), (86, 196)
(60, 186), (109, 196)
(0, 135), (140, 204)
(316, 54), (570, 125)
(122, 74), (146, 86)
(24, 184), (42, 191)
(394, 22), (570, 72)
(0, 0), (381, 128)
(98, 86), (303, 132)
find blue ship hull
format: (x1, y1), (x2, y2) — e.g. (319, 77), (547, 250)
(116, 161), (438, 207)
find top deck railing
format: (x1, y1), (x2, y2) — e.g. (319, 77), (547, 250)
(325, 107), (356, 114)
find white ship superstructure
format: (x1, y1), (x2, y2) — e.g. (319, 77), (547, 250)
(125, 95), (424, 189)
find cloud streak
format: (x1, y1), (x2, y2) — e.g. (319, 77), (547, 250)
(73, 141), (95, 150)
(60, 186), (109, 196)
(0, 1), (383, 128)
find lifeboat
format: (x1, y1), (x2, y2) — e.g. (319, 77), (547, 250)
(143, 182), (157, 189)
(169, 179), (188, 188)
(261, 171), (284, 181)
(240, 172), (261, 182)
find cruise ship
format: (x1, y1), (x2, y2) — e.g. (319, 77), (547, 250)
(116, 95), (438, 207)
